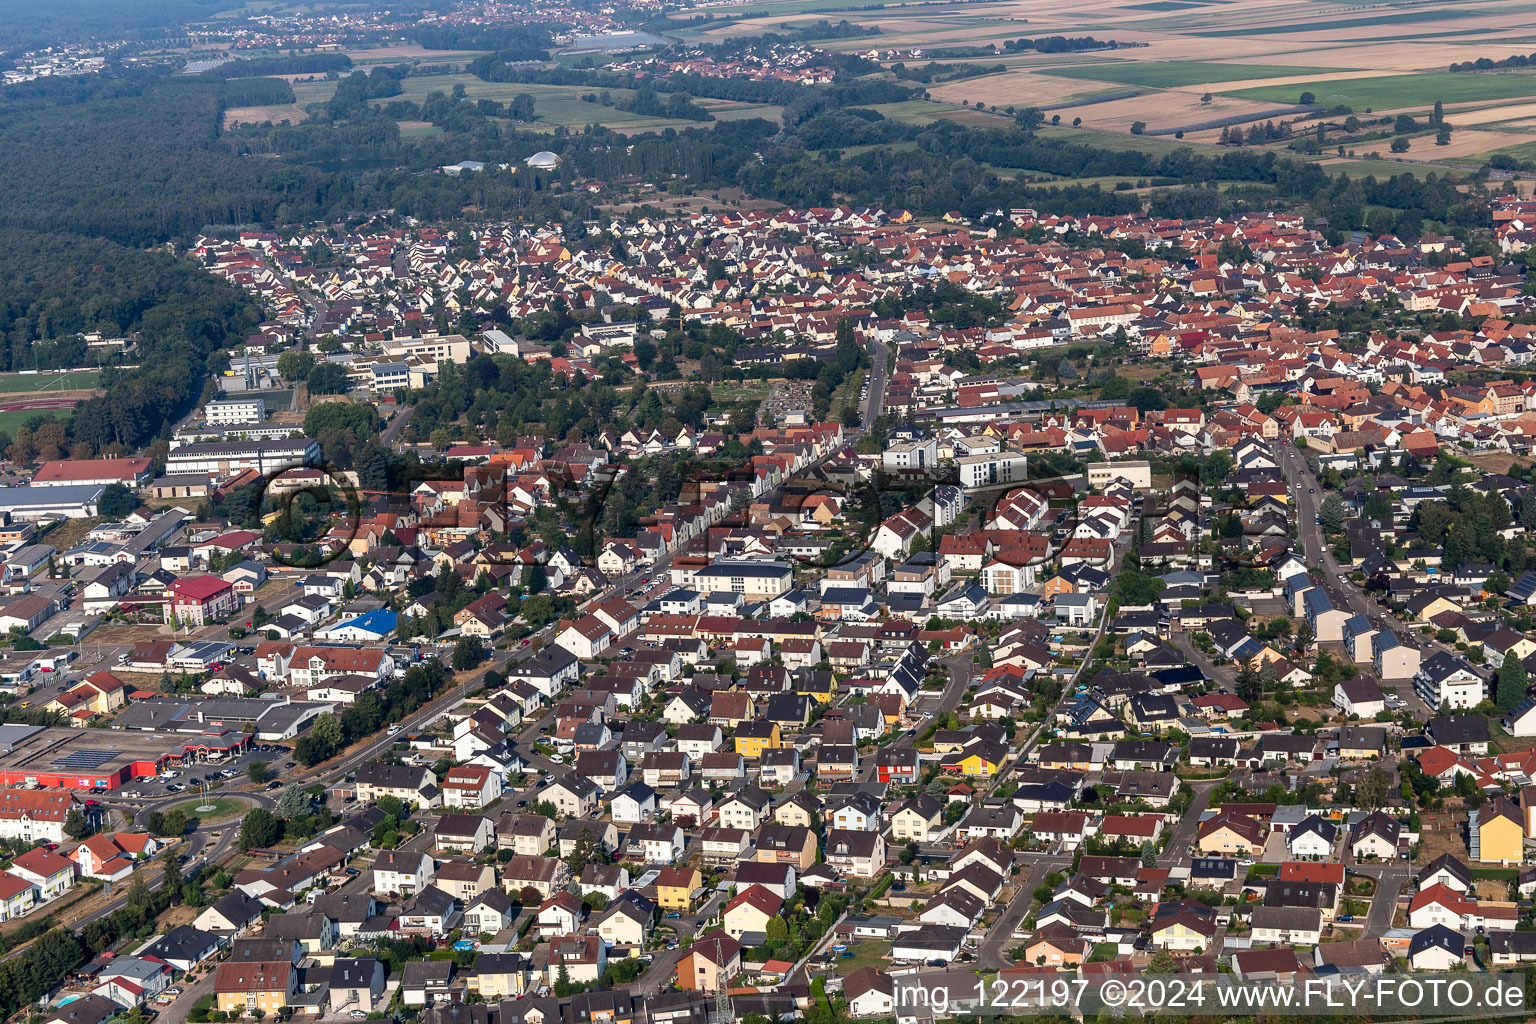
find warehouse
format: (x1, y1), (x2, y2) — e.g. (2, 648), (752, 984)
(165, 438), (320, 477)
(0, 484), (104, 520)
(0, 726), (245, 790)
(32, 457), (153, 489)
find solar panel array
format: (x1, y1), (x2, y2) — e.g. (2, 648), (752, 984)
(51, 749), (117, 771)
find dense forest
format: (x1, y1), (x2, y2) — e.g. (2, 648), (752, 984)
(0, 73), (345, 244)
(0, 230), (261, 450)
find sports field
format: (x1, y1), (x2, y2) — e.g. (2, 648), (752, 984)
(0, 370), (100, 393)
(0, 409), (66, 436)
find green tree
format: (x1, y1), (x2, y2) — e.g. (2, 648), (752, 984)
(276, 350), (315, 381)
(565, 826), (603, 873)
(522, 564), (548, 595)
(1200, 450), (1233, 486)
(306, 362), (348, 394)
(239, 807), (283, 850)
(277, 784), (313, 819)
(1497, 655), (1528, 712)
(1112, 567), (1165, 607)
(1358, 765), (1390, 810)
(764, 915), (789, 949)
(1319, 493), (1346, 533)
(248, 761), (271, 784)
(98, 483), (136, 519)
(296, 712), (343, 766)
(63, 807), (91, 839)
(452, 636), (486, 671)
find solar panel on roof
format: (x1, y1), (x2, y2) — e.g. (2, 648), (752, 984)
(52, 749), (117, 771)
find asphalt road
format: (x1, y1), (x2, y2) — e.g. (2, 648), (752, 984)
(1280, 441), (1437, 719)
(978, 851), (1071, 969)
(861, 339), (890, 426)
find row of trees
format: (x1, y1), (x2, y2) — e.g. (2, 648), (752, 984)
(294, 659), (448, 766)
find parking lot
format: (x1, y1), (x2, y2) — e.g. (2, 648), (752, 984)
(109, 744), (290, 800)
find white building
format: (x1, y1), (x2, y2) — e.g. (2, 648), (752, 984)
(166, 438), (319, 477)
(956, 452), (1027, 490)
(205, 396), (266, 425)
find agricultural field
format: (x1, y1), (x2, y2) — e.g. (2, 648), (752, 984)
(646, 0), (1536, 168)
(1038, 61), (1336, 88)
(293, 74), (775, 131)
(222, 0), (1536, 168)
(222, 103), (308, 128)
(1224, 72), (1536, 111)
(396, 120), (443, 140)
(342, 44), (491, 66)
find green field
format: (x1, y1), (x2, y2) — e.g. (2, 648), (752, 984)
(1225, 72), (1536, 110)
(396, 121), (444, 140)
(297, 73), (767, 130)
(381, 75), (756, 129)
(0, 370), (100, 392)
(169, 797), (248, 822)
(1466, 139), (1536, 163)
(1040, 61), (1337, 88)
(0, 410), (66, 437)
(1321, 157), (1455, 180)
(1035, 125), (1211, 155)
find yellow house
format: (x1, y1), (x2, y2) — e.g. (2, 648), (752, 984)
(470, 958), (528, 999)
(1492, 635), (1536, 666)
(889, 797), (943, 842)
(773, 793), (817, 828)
(945, 748), (1002, 778)
(795, 675), (836, 704)
(1412, 595), (1461, 624)
(1246, 645), (1287, 671)
(722, 885), (782, 944)
(734, 722), (782, 760)
(655, 865), (701, 910)
(45, 671), (128, 722)
(1195, 814), (1264, 857)
(1478, 799), (1525, 865)
(929, 733), (971, 755)
(215, 962), (295, 1016)
(1150, 915), (1215, 951)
